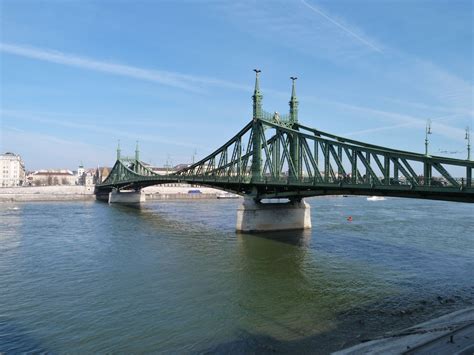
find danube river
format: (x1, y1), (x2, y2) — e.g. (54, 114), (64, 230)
(1, 197), (473, 353)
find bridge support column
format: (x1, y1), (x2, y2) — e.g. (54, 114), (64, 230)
(108, 190), (145, 204)
(236, 197), (311, 232)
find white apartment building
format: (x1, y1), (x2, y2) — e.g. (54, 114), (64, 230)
(76, 164), (85, 185)
(0, 152), (26, 187)
(29, 169), (76, 186)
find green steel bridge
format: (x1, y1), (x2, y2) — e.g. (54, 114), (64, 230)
(95, 71), (474, 204)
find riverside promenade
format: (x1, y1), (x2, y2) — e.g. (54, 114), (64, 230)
(335, 307), (474, 354)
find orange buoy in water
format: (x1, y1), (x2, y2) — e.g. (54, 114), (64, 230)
(347, 216), (353, 222)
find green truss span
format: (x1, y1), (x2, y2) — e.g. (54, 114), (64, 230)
(96, 73), (474, 203)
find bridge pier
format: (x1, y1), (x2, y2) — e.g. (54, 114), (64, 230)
(108, 190), (145, 204)
(236, 197), (311, 232)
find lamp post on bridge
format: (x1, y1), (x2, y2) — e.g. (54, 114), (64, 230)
(466, 126), (471, 161)
(425, 119), (432, 156)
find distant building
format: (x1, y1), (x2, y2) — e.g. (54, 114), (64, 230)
(148, 164), (190, 175)
(82, 168), (96, 186)
(85, 173), (94, 186)
(76, 164), (85, 184)
(150, 166), (176, 175)
(29, 169), (76, 186)
(173, 164), (190, 172)
(94, 166), (111, 184)
(74, 165), (109, 186)
(0, 152), (26, 187)
(141, 163), (192, 187)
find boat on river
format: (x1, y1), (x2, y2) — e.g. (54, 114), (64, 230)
(217, 192), (240, 199)
(367, 196), (386, 201)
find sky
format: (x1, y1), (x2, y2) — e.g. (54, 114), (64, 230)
(0, 0), (473, 170)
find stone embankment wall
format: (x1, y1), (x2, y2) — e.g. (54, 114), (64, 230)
(147, 193), (219, 200)
(0, 185), (228, 202)
(143, 185), (222, 200)
(0, 186), (95, 202)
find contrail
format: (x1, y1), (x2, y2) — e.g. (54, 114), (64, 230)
(300, 0), (383, 53)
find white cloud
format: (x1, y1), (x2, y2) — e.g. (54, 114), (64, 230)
(0, 42), (251, 93)
(0, 109), (202, 149)
(338, 103), (466, 142)
(411, 59), (474, 113)
(1, 127), (112, 170)
(343, 122), (418, 137)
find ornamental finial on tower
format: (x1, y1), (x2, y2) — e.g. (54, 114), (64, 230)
(116, 139), (121, 160)
(289, 76), (298, 124)
(252, 69), (263, 120)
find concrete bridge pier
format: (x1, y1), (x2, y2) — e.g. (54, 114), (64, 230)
(236, 197), (312, 232)
(108, 189), (145, 204)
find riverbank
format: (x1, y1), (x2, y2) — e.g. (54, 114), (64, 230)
(0, 185), (229, 202)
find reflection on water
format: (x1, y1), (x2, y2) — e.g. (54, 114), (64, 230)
(0, 205), (23, 252)
(246, 229), (313, 247)
(0, 198), (472, 353)
(236, 231), (318, 340)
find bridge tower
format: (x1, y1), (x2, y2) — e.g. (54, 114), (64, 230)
(237, 72), (311, 232)
(108, 140), (145, 204)
(251, 69), (263, 182)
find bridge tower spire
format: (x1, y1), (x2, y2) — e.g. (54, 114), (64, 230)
(251, 69), (263, 183)
(135, 140), (140, 161)
(116, 140), (121, 160)
(252, 69), (263, 120)
(289, 76), (298, 125)
(289, 76), (301, 181)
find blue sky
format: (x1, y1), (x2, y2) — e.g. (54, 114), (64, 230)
(1, 0), (472, 170)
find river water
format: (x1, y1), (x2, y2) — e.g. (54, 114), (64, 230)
(0, 197), (473, 353)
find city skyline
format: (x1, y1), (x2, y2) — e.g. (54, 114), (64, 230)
(1, 0), (473, 170)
